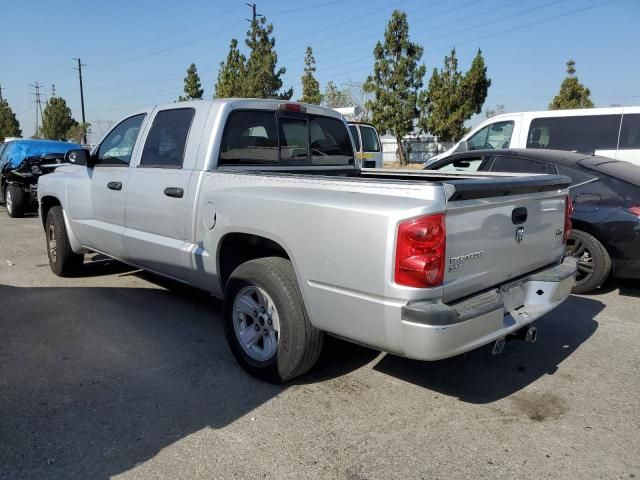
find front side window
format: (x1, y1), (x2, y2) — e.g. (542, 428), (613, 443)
(465, 121), (514, 151)
(619, 114), (640, 150)
(526, 115), (622, 153)
(360, 126), (381, 152)
(435, 157), (484, 173)
(140, 108), (195, 168)
(490, 155), (557, 174)
(96, 114), (145, 166)
(219, 110), (354, 166)
(349, 125), (361, 151)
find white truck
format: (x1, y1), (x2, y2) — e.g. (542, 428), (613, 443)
(38, 99), (576, 382)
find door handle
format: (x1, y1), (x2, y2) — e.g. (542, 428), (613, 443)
(107, 181), (122, 191)
(164, 187), (184, 198)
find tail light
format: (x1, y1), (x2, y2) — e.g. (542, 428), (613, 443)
(627, 205), (640, 217)
(395, 214), (446, 288)
(278, 103), (306, 113)
(563, 196), (573, 243)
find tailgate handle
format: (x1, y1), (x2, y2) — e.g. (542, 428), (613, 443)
(512, 207), (528, 225)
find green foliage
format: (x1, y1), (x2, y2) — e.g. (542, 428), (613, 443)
(322, 81), (352, 109)
(549, 60), (593, 110)
(0, 99), (21, 142)
(215, 39), (247, 98)
(299, 47), (321, 104)
(423, 48), (491, 142)
(66, 122), (91, 143)
(244, 17), (292, 99)
(363, 10), (426, 166)
(40, 94), (77, 140)
(178, 63), (204, 101)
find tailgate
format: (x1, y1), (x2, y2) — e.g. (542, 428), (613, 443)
(442, 175), (570, 303)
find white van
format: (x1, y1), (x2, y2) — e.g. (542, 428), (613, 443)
(348, 122), (383, 168)
(428, 106), (640, 166)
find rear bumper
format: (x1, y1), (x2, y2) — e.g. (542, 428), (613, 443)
(398, 257), (577, 361)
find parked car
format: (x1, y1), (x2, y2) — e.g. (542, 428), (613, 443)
(426, 148), (640, 293)
(38, 99), (575, 382)
(348, 122), (383, 168)
(0, 139), (82, 217)
(426, 106), (640, 166)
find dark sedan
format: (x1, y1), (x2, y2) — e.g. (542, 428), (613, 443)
(426, 149), (640, 293)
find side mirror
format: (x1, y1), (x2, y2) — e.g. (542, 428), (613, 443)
(65, 149), (92, 167)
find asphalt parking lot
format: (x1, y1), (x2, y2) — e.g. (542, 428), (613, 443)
(0, 208), (639, 480)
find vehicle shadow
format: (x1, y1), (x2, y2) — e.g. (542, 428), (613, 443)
(585, 277), (640, 298)
(0, 283), (377, 480)
(373, 295), (602, 404)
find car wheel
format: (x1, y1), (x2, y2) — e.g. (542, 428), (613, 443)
(223, 257), (324, 383)
(6, 185), (25, 218)
(565, 229), (612, 294)
(46, 206), (84, 277)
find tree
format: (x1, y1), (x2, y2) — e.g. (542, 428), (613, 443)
(485, 104), (506, 118)
(178, 63), (204, 101)
(299, 47), (321, 104)
(244, 16), (292, 99)
(215, 39), (247, 98)
(0, 99), (21, 142)
(423, 48), (491, 142)
(66, 122), (91, 143)
(549, 60), (593, 110)
(322, 81), (353, 109)
(40, 92), (77, 140)
(363, 10), (426, 166)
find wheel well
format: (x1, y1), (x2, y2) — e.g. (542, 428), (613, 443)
(218, 233), (290, 289)
(40, 196), (61, 228)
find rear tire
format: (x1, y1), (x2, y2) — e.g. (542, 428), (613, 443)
(566, 229), (611, 294)
(46, 206), (83, 277)
(6, 185), (24, 218)
(223, 257), (324, 383)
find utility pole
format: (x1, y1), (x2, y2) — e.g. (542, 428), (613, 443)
(245, 2), (263, 23)
(0, 84), (4, 101)
(29, 82), (45, 137)
(73, 58), (87, 144)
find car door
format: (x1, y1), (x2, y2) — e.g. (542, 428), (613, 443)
(67, 113), (146, 259)
(123, 106), (200, 280)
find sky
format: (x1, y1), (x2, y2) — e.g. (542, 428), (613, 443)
(2, 0), (639, 142)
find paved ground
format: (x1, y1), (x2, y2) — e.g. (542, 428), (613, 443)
(0, 207), (639, 480)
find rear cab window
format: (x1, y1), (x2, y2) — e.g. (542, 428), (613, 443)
(526, 115), (622, 153)
(219, 110), (354, 167)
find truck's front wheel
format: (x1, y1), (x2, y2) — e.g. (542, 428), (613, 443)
(223, 257), (324, 383)
(46, 206), (83, 277)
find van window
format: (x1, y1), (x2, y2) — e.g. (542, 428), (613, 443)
(360, 126), (381, 152)
(349, 125), (361, 151)
(490, 155), (557, 174)
(619, 114), (640, 150)
(527, 115), (621, 153)
(219, 110), (354, 167)
(140, 108), (195, 168)
(465, 121), (514, 151)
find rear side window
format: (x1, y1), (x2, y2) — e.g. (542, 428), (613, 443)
(619, 114), (640, 150)
(490, 156), (557, 174)
(140, 108), (195, 168)
(556, 165), (597, 186)
(527, 115), (622, 153)
(349, 125), (361, 151)
(220, 110), (354, 166)
(360, 126), (380, 152)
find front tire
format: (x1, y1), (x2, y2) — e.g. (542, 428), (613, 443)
(566, 229), (612, 294)
(6, 185), (25, 218)
(46, 206), (83, 277)
(223, 257), (324, 383)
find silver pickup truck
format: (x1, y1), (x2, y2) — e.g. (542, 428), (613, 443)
(38, 99), (576, 382)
